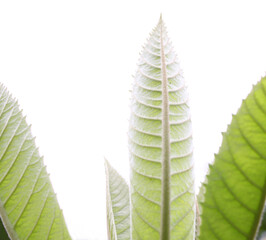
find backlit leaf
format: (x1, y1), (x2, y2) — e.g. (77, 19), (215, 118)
(129, 17), (195, 240)
(199, 77), (266, 240)
(0, 84), (71, 240)
(105, 160), (130, 240)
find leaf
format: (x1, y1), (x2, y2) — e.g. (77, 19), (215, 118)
(129, 17), (195, 240)
(0, 84), (71, 240)
(105, 160), (130, 240)
(199, 77), (266, 240)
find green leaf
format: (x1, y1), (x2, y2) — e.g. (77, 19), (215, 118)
(199, 77), (266, 240)
(129, 17), (195, 240)
(105, 160), (130, 240)
(0, 84), (71, 240)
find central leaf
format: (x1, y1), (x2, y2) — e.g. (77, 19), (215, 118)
(129, 17), (195, 240)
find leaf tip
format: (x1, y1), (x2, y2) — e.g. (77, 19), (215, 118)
(158, 13), (165, 26)
(104, 157), (109, 167)
(208, 163), (214, 170)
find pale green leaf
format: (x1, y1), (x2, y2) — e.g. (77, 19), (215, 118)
(129, 17), (195, 240)
(0, 84), (71, 240)
(105, 160), (130, 240)
(199, 77), (266, 240)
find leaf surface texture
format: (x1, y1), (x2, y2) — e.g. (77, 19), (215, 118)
(199, 77), (266, 240)
(105, 160), (130, 240)
(0, 84), (71, 240)
(129, 18), (195, 240)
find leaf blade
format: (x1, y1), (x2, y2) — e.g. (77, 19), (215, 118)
(129, 18), (195, 240)
(0, 84), (71, 240)
(199, 77), (266, 240)
(105, 160), (130, 240)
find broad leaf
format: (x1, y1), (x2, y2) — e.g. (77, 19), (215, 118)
(129, 17), (195, 239)
(105, 160), (130, 240)
(199, 77), (266, 240)
(0, 84), (71, 239)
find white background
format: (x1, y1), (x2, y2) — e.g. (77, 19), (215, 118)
(1, 0), (266, 239)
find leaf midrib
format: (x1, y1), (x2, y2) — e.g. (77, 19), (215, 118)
(248, 158), (266, 239)
(105, 163), (118, 240)
(160, 18), (171, 240)
(0, 199), (18, 240)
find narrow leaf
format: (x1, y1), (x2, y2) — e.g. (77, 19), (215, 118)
(105, 160), (130, 240)
(0, 84), (71, 239)
(129, 17), (195, 240)
(199, 77), (266, 240)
